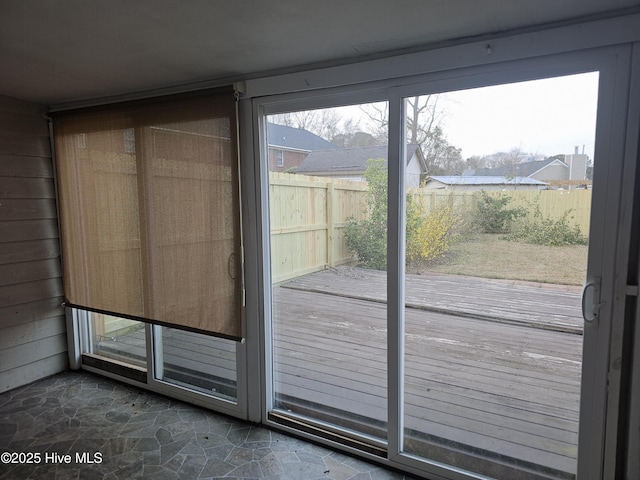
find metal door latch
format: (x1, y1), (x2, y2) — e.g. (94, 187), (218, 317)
(582, 280), (604, 323)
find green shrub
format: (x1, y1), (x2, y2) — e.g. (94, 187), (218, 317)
(345, 159), (457, 270)
(344, 159), (389, 270)
(474, 191), (525, 234)
(506, 198), (587, 246)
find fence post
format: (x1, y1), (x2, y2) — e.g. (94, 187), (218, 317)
(327, 181), (334, 267)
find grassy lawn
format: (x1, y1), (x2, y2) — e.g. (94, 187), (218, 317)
(414, 233), (588, 286)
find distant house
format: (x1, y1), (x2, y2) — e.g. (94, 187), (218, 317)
(466, 153), (589, 183)
(423, 175), (547, 191)
(267, 123), (337, 172)
(296, 144), (427, 187)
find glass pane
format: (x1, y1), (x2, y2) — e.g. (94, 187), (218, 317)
(402, 73), (598, 479)
(157, 327), (237, 401)
(90, 312), (146, 369)
(268, 103), (389, 441)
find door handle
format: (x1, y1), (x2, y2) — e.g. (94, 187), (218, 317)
(582, 279), (603, 323)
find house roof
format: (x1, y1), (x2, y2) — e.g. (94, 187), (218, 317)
(267, 123), (336, 152)
(470, 158), (566, 177)
(428, 175), (548, 185)
(296, 144), (422, 175)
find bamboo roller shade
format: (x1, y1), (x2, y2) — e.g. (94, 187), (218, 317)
(53, 91), (243, 340)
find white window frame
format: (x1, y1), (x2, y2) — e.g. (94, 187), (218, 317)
(245, 39), (639, 480)
(384, 49), (633, 480)
(70, 311), (248, 419)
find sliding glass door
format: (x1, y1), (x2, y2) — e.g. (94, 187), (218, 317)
(261, 48), (631, 479)
(399, 73), (597, 479)
(265, 103), (390, 449)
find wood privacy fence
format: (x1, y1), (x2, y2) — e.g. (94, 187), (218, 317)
(269, 172), (592, 283)
(407, 187), (592, 236)
(269, 172), (368, 283)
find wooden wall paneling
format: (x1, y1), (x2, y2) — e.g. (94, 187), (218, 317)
(0, 353), (68, 393)
(0, 94), (67, 393)
(0, 219), (60, 242)
(0, 298), (64, 328)
(0, 155), (53, 178)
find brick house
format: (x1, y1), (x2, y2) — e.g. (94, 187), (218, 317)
(267, 122), (336, 172)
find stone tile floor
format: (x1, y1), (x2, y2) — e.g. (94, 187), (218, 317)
(0, 371), (416, 479)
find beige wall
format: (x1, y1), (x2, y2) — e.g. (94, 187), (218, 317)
(530, 163), (568, 182)
(406, 154), (423, 187)
(565, 154), (588, 181)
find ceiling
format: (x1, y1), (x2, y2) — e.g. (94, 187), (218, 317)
(1, 0), (638, 106)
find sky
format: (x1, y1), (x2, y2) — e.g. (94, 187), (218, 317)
(273, 71), (600, 161)
(436, 72), (600, 160)
(333, 71), (599, 161)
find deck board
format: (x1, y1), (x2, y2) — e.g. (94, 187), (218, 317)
(273, 268), (582, 476)
(283, 266), (583, 334)
(93, 267), (583, 477)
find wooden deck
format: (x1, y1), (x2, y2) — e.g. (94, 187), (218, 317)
(283, 266), (583, 334)
(94, 266), (583, 479)
(274, 267), (581, 478)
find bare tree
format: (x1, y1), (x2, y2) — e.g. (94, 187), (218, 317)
(466, 147), (545, 177)
(360, 95), (463, 174)
(422, 126), (465, 175)
(358, 102), (388, 142)
(465, 155), (487, 170)
(270, 108), (342, 141)
(406, 95), (442, 145)
(483, 147), (526, 169)
(331, 130), (385, 148)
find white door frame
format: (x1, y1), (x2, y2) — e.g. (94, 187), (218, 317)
(249, 45), (636, 479)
